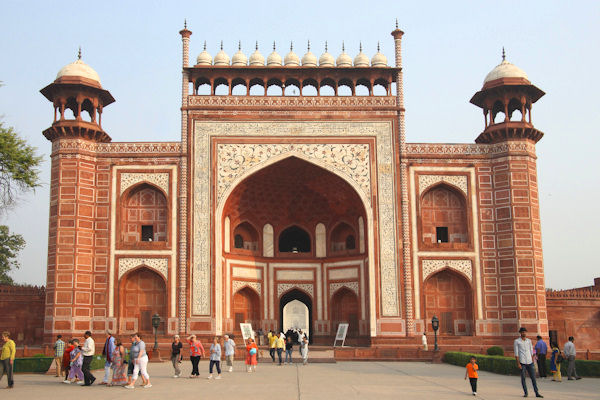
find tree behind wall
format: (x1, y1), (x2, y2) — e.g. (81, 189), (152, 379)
(0, 225), (25, 284)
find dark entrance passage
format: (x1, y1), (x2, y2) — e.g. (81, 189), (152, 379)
(279, 289), (313, 343)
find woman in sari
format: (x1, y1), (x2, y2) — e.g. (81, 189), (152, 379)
(109, 338), (128, 386)
(61, 339), (74, 383)
(67, 339), (84, 383)
(550, 342), (562, 382)
(245, 338), (258, 373)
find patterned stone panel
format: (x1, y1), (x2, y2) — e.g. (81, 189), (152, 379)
(277, 283), (314, 298)
(418, 175), (468, 196)
(120, 172), (170, 195)
(118, 258), (168, 280)
(329, 282), (359, 297)
(232, 280), (262, 295)
(422, 259), (472, 282)
(189, 95), (397, 108)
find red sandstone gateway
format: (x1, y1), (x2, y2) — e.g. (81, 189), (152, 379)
(22, 22), (598, 355)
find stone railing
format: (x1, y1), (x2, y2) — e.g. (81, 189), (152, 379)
(545, 288), (600, 299)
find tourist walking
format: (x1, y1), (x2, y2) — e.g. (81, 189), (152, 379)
(563, 336), (581, 380)
(101, 331), (115, 385)
(514, 327), (543, 398)
(245, 338), (258, 372)
(550, 342), (562, 382)
(224, 334), (235, 372)
(187, 334), (205, 378)
(297, 329), (306, 356)
(67, 338), (84, 384)
(534, 335), (548, 378)
(125, 333), (151, 389)
(53, 335), (65, 378)
(81, 330), (96, 386)
(62, 339), (75, 383)
(464, 355), (479, 396)
(300, 336), (309, 365)
(268, 330), (276, 362)
(285, 336), (293, 364)
(109, 338), (127, 386)
(208, 336), (222, 379)
(422, 333), (428, 351)
(171, 335), (183, 378)
(276, 333), (285, 365)
(0, 331), (16, 389)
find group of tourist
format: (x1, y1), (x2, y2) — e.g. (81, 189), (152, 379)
(267, 329), (309, 365)
(51, 331), (151, 389)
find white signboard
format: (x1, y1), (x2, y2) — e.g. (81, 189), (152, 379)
(240, 323), (254, 341)
(334, 323), (349, 347)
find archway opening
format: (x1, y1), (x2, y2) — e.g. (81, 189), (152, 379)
(331, 287), (359, 338)
(279, 225), (311, 253)
(121, 183), (168, 244)
(119, 267), (166, 334)
(420, 184), (468, 246)
(232, 286), (260, 332)
(423, 269), (473, 335)
(280, 289), (312, 341)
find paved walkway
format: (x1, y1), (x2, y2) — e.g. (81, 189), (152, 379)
(1, 361), (597, 399)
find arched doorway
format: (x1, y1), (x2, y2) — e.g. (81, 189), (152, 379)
(232, 287), (260, 331)
(423, 269), (473, 335)
(331, 288), (359, 337)
(119, 267), (167, 334)
(280, 289), (312, 341)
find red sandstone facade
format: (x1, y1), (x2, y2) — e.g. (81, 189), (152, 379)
(31, 23), (598, 351)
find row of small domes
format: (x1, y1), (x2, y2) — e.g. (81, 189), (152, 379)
(196, 41), (388, 67)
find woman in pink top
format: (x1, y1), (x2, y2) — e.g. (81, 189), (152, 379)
(186, 335), (205, 378)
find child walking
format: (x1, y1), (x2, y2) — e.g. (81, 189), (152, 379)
(464, 356), (479, 396)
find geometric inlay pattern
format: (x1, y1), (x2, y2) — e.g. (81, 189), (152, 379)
(277, 283), (314, 298)
(232, 280), (262, 296)
(418, 174), (468, 197)
(421, 259), (472, 282)
(118, 257), (168, 280)
(329, 281), (359, 297)
(120, 172), (170, 195)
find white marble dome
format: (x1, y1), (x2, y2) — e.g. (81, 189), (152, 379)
(336, 43), (352, 67)
(267, 43), (282, 66)
(319, 42), (335, 67)
(284, 43), (300, 66)
(249, 42), (265, 66)
(231, 42), (247, 66)
(483, 58), (529, 85)
(196, 42), (213, 65)
(371, 43), (387, 67)
(213, 42), (230, 66)
(354, 44), (369, 67)
(301, 41), (317, 67)
(56, 58), (101, 83)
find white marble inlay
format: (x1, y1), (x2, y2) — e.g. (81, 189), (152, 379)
(232, 280), (262, 296)
(277, 283), (314, 298)
(232, 267), (262, 280)
(418, 174), (467, 196)
(329, 281), (359, 297)
(421, 259), (472, 282)
(276, 270), (313, 281)
(120, 172), (170, 195)
(118, 258), (168, 280)
(329, 268), (359, 280)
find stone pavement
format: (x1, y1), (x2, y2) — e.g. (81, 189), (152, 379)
(1, 361), (597, 400)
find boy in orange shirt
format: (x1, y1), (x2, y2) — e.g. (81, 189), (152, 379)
(464, 355), (479, 396)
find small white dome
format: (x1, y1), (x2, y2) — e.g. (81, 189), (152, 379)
(213, 41), (230, 66)
(267, 42), (282, 66)
(249, 42), (265, 66)
(284, 43), (300, 66)
(371, 43), (387, 67)
(483, 56), (529, 85)
(56, 55), (101, 84)
(301, 41), (317, 67)
(231, 41), (247, 66)
(319, 42), (335, 67)
(196, 41), (212, 65)
(354, 43), (369, 67)
(336, 43), (352, 67)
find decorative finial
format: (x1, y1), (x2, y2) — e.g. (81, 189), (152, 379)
(359, 42), (363, 52)
(255, 41), (258, 50)
(325, 41), (328, 52)
(78, 46), (81, 60)
(203, 41), (207, 51)
(184, 19), (187, 29)
(377, 42), (381, 52)
(273, 41), (276, 51)
(238, 40), (242, 51)
(307, 40), (311, 51)
(502, 47), (506, 61)
(342, 41), (345, 52)
(290, 41), (293, 51)
(220, 40), (223, 50)
(396, 18), (398, 29)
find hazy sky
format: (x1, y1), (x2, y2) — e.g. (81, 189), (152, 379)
(0, 1), (598, 289)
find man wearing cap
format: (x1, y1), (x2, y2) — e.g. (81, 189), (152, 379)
(514, 327), (543, 398)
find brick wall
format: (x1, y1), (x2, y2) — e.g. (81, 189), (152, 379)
(0, 285), (45, 344)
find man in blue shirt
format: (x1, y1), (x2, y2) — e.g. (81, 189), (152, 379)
(534, 335), (548, 379)
(101, 332), (115, 385)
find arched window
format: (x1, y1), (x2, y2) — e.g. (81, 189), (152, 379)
(345, 235), (356, 250)
(330, 222), (357, 252)
(232, 222), (259, 252)
(234, 234), (244, 249)
(121, 184), (168, 244)
(420, 184), (468, 245)
(278, 225), (310, 253)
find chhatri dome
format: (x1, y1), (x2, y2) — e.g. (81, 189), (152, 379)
(483, 48), (529, 86)
(301, 41), (317, 67)
(371, 42), (387, 67)
(249, 42), (265, 66)
(318, 42), (335, 67)
(354, 43), (369, 67)
(231, 41), (248, 66)
(284, 42), (300, 66)
(267, 42), (283, 66)
(213, 41), (230, 66)
(336, 42), (352, 67)
(196, 41), (213, 65)
(55, 48), (101, 84)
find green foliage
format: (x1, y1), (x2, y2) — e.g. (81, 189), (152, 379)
(0, 121), (43, 211)
(13, 357), (53, 373)
(90, 355), (107, 370)
(486, 346), (504, 356)
(0, 225), (25, 284)
(444, 351), (600, 377)
(32, 353), (46, 358)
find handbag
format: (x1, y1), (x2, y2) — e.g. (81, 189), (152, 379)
(557, 354), (564, 364)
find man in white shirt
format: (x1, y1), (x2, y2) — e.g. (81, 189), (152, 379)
(514, 327), (543, 398)
(563, 336), (581, 380)
(224, 335), (236, 372)
(81, 331), (96, 386)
